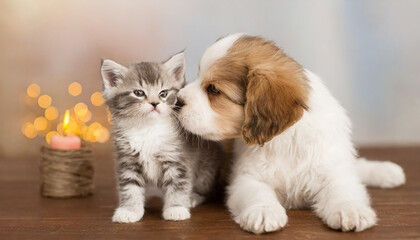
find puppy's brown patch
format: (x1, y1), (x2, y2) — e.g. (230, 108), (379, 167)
(202, 35), (310, 145)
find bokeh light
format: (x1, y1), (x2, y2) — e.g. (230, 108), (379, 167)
(24, 85), (110, 143)
(91, 92), (105, 106)
(22, 123), (37, 139)
(78, 110), (92, 123)
(85, 128), (96, 142)
(38, 95), (52, 109)
(34, 117), (48, 131)
(68, 82), (82, 96)
(44, 106), (58, 120)
(57, 123), (63, 134)
(46, 131), (59, 144)
(27, 83), (41, 98)
(84, 122), (103, 142)
(89, 122), (102, 130)
(80, 125), (88, 138)
(74, 102), (88, 116)
(95, 128), (110, 143)
(67, 121), (79, 134)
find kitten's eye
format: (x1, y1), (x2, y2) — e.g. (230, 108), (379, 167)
(133, 90), (145, 97)
(207, 84), (220, 95)
(159, 90), (168, 98)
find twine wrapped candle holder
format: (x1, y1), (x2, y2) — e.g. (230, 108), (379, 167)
(40, 145), (94, 198)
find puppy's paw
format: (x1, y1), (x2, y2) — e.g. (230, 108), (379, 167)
(190, 192), (205, 208)
(325, 204), (377, 232)
(112, 207), (144, 223)
(236, 204), (288, 234)
(373, 161), (406, 188)
(163, 206), (191, 221)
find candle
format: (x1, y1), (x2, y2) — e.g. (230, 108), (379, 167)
(50, 110), (81, 150)
(50, 135), (81, 150)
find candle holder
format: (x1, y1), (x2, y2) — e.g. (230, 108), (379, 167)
(40, 144), (94, 198)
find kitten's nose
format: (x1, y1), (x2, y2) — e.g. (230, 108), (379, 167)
(151, 102), (159, 108)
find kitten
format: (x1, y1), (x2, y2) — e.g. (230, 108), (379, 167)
(100, 52), (223, 222)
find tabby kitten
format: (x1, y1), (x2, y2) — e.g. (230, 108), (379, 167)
(101, 52), (222, 222)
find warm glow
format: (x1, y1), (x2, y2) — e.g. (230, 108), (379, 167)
(27, 83), (41, 98)
(24, 85), (110, 143)
(46, 131), (59, 144)
(63, 110), (70, 134)
(74, 102), (88, 116)
(44, 106), (58, 120)
(22, 123), (37, 139)
(68, 82), (82, 96)
(25, 95), (36, 106)
(85, 127), (96, 142)
(80, 125), (88, 138)
(38, 95), (52, 109)
(95, 128), (110, 143)
(68, 121), (79, 134)
(57, 123), (63, 134)
(91, 92), (105, 106)
(107, 107), (113, 125)
(78, 110), (92, 123)
(85, 122), (103, 142)
(34, 117), (48, 131)
(89, 122), (102, 130)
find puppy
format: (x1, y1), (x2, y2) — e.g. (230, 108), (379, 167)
(177, 33), (406, 234)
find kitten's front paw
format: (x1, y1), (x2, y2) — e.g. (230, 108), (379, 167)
(163, 206), (191, 221)
(236, 204), (288, 234)
(325, 204), (377, 232)
(112, 207), (144, 223)
(190, 192), (205, 208)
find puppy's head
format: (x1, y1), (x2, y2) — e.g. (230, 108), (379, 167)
(178, 34), (309, 145)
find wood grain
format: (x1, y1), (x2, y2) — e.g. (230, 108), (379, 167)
(0, 147), (419, 240)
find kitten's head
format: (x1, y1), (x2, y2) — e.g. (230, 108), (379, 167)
(101, 52), (185, 121)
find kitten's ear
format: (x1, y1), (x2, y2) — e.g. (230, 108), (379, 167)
(100, 59), (128, 91)
(163, 52), (185, 85)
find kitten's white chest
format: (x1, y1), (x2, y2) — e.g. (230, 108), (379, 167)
(125, 120), (179, 183)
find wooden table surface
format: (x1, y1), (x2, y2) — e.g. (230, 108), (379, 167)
(1, 147), (419, 240)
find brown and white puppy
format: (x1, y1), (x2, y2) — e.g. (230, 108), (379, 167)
(177, 33), (406, 234)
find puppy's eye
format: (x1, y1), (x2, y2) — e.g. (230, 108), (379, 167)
(159, 90), (168, 98)
(133, 90), (145, 97)
(207, 84), (220, 95)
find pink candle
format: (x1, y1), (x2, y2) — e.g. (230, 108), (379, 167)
(50, 135), (81, 150)
(49, 110), (81, 150)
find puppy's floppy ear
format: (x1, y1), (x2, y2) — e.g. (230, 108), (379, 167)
(241, 68), (309, 146)
(163, 51), (186, 86)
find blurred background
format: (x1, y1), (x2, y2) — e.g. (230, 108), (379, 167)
(1, 0), (419, 157)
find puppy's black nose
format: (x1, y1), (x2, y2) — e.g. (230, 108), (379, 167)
(151, 102), (159, 108)
(176, 98), (185, 108)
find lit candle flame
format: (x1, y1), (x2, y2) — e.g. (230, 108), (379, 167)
(63, 110), (70, 135)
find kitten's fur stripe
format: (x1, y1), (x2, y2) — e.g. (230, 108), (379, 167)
(132, 62), (160, 85)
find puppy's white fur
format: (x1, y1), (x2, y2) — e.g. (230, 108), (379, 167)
(178, 34), (406, 234)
